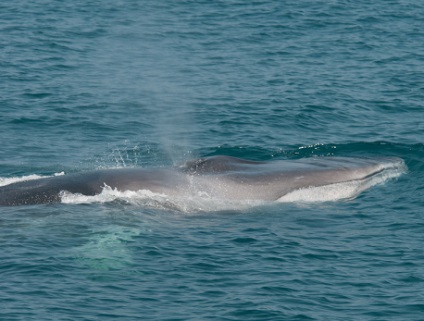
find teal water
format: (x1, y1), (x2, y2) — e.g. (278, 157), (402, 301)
(1, 1), (424, 320)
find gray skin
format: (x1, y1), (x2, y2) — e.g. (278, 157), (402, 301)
(0, 155), (404, 206)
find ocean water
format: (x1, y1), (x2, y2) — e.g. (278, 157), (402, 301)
(1, 0), (424, 320)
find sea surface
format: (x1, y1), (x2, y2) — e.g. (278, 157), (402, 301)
(1, 0), (424, 320)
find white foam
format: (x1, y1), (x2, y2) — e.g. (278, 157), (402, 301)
(0, 172), (64, 187)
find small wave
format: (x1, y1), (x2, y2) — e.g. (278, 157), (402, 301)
(0, 172), (65, 187)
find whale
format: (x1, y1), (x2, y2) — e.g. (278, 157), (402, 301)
(0, 155), (406, 206)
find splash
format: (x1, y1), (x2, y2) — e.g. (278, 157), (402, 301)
(60, 185), (266, 213)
